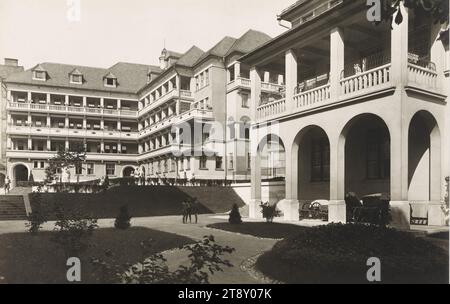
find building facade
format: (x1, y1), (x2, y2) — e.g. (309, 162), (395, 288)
(0, 58), (24, 186)
(2, 30), (272, 186)
(242, 0), (449, 228)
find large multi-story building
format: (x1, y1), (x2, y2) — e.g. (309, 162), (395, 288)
(1, 29), (272, 186)
(243, 0), (449, 228)
(0, 58), (24, 186)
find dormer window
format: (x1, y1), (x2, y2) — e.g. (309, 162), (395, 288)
(71, 74), (82, 84)
(32, 64), (47, 81)
(103, 72), (117, 88)
(34, 71), (46, 80)
(69, 68), (83, 84)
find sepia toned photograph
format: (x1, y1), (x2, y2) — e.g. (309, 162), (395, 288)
(0, 0), (449, 289)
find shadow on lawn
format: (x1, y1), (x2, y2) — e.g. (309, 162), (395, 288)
(0, 227), (194, 284)
(206, 222), (312, 239)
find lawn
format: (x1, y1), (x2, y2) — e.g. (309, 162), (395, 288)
(256, 223), (449, 284)
(0, 227), (194, 284)
(206, 222), (311, 239)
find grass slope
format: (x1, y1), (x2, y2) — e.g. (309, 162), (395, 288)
(0, 227), (193, 284)
(35, 186), (245, 220)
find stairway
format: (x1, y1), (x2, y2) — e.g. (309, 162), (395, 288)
(0, 195), (28, 220)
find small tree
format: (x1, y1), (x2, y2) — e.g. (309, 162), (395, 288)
(91, 235), (235, 284)
(47, 142), (86, 188)
(25, 185), (47, 234)
(51, 205), (98, 257)
(228, 204), (242, 224)
(114, 205), (132, 230)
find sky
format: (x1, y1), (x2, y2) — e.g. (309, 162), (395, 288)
(0, 0), (295, 70)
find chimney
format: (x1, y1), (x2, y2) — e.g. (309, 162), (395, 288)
(4, 58), (19, 67)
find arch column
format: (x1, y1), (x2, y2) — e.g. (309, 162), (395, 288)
(278, 139), (299, 221)
(390, 118), (411, 229)
(249, 152), (262, 219)
(329, 135), (346, 223)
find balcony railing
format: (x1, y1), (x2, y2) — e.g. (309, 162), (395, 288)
(340, 64), (391, 96)
(408, 63), (438, 90)
(7, 125), (138, 140)
(294, 84), (330, 110)
(8, 102), (138, 118)
(257, 98), (286, 120)
(227, 77), (251, 92)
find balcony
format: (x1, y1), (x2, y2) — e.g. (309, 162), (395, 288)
(139, 108), (213, 140)
(139, 89), (194, 117)
(227, 77), (251, 92)
(5, 150), (138, 162)
(7, 102), (138, 118)
(256, 54), (442, 121)
(7, 125), (139, 140)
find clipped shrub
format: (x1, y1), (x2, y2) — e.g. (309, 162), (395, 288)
(114, 205), (132, 230)
(256, 223), (449, 284)
(228, 204), (242, 224)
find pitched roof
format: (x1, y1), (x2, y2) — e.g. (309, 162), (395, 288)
(225, 29), (272, 56)
(0, 65), (24, 80)
(5, 62), (162, 94)
(176, 46), (205, 67)
(195, 36), (238, 64)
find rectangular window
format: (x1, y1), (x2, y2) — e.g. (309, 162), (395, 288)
(199, 155), (207, 170)
(228, 154), (234, 170)
(87, 163), (94, 175)
(34, 71), (45, 80)
(366, 129), (390, 180)
(71, 75), (82, 84)
(215, 156), (223, 170)
(40, 161), (45, 169)
(186, 157), (191, 170)
(311, 137), (330, 182)
(180, 157), (185, 171)
(34, 161), (39, 169)
(241, 94), (249, 108)
(106, 163), (115, 176)
(75, 164), (83, 175)
(205, 69), (209, 86)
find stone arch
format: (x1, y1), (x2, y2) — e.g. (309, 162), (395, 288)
(408, 110), (441, 202)
(122, 166), (136, 178)
(338, 113), (391, 198)
(10, 163), (30, 187)
(290, 125), (331, 203)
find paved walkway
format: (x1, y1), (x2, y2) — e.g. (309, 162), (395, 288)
(0, 214), (279, 284)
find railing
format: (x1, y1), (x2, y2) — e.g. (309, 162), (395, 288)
(257, 98), (286, 120)
(227, 77), (251, 91)
(294, 84), (330, 110)
(342, 51), (391, 79)
(180, 90), (192, 97)
(7, 102), (138, 117)
(262, 82), (285, 93)
(7, 125), (138, 139)
(340, 64), (391, 95)
(408, 63), (438, 90)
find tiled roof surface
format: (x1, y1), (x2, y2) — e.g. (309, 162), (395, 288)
(176, 46), (205, 67)
(5, 62), (161, 94)
(226, 29), (272, 56)
(0, 65), (24, 80)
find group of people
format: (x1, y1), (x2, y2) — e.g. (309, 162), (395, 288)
(2, 176), (11, 194)
(182, 198), (199, 224)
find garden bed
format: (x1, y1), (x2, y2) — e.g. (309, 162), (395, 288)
(0, 227), (193, 283)
(206, 222), (311, 239)
(256, 223), (449, 284)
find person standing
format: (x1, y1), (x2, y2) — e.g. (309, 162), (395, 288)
(191, 197), (199, 224)
(4, 176), (11, 194)
(182, 200), (189, 224)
